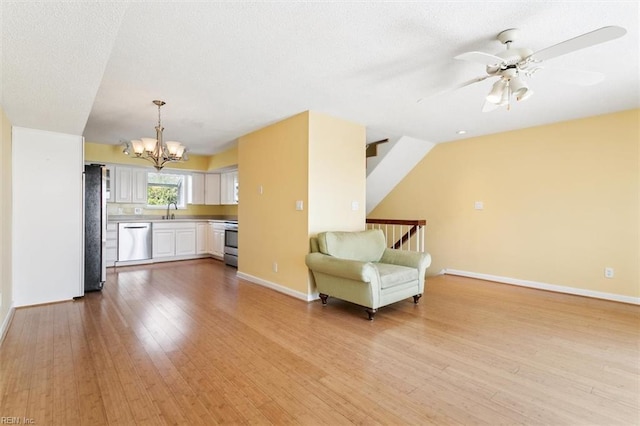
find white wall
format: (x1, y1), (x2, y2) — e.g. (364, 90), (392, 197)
(0, 107), (14, 341)
(13, 127), (83, 306)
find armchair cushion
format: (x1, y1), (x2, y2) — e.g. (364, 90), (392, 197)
(317, 229), (385, 262)
(375, 263), (418, 289)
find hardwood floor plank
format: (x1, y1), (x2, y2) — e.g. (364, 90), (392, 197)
(1, 260), (638, 425)
(67, 301), (109, 425)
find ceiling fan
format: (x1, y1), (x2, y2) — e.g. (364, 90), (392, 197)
(446, 26), (626, 112)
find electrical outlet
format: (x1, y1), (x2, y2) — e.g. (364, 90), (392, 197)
(474, 201), (484, 210)
(604, 267), (614, 278)
(272, 262), (278, 273)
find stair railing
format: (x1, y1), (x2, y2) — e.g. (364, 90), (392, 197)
(365, 219), (426, 252)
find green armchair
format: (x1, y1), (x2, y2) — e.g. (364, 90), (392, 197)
(305, 229), (431, 320)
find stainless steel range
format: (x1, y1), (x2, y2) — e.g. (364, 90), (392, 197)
(223, 222), (238, 267)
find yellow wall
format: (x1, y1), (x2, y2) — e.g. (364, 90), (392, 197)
(239, 112), (310, 294)
(308, 111), (366, 233)
(370, 109), (640, 298)
(239, 111), (366, 296)
(0, 106), (13, 333)
(85, 141), (238, 217)
(208, 145), (238, 171)
(85, 141), (238, 172)
(85, 141), (212, 171)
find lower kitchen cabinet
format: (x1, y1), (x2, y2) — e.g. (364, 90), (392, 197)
(175, 228), (196, 256)
(108, 220), (232, 266)
(196, 222), (209, 254)
(209, 222), (225, 259)
(105, 223), (118, 266)
(152, 229), (176, 258)
(152, 222), (196, 259)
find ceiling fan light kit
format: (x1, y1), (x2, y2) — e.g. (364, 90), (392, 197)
(453, 26), (626, 112)
(486, 79), (508, 103)
(122, 100), (189, 171)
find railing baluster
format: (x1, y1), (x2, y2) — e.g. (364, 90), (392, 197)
(366, 219), (427, 252)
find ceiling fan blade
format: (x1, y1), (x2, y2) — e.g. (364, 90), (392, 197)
(529, 26), (626, 62)
(538, 66), (605, 86)
(455, 51), (504, 66)
(417, 75), (492, 103)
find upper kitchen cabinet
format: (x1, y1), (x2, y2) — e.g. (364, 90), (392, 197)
(190, 172), (221, 205)
(114, 166), (147, 204)
(105, 164), (115, 201)
(190, 173), (205, 205)
(205, 173), (221, 205)
(220, 170), (238, 205)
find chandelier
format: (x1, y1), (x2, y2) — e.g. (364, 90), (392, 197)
(122, 100), (188, 171)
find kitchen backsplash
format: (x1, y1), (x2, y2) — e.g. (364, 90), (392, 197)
(106, 202), (237, 218)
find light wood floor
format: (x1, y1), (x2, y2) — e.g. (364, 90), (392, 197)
(1, 259), (638, 425)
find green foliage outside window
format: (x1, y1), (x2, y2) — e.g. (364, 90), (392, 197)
(147, 172), (184, 206)
(148, 185), (178, 206)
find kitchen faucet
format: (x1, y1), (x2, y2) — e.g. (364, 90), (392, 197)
(166, 202), (178, 219)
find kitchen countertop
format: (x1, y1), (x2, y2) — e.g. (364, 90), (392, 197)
(108, 215), (237, 224)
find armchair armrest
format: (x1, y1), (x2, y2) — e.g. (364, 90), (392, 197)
(380, 249), (432, 271)
(305, 252), (377, 283)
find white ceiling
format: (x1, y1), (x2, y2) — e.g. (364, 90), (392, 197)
(2, 2), (638, 155)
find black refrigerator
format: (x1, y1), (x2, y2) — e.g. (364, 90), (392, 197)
(84, 164), (106, 292)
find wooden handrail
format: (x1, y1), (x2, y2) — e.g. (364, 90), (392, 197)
(365, 139), (389, 158)
(366, 219), (426, 226)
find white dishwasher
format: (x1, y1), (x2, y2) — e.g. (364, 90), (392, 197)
(118, 223), (152, 261)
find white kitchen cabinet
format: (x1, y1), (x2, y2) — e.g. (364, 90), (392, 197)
(114, 166), (147, 204)
(152, 229), (175, 258)
(114, 166), (132, 202)
(105, 223), (118, 266)
(191, 173), (205, 205)
(209, 222), (225, 259)
(190, 173), (220, 205)
(132, 169), (148, 204)
(105, 164), (115, 201)
(196, 222), (209, 254)
(175, 229), (196, 256)
(205, 173), (221, 205)
(152, 222), (196, 259)
(220, 170), (238, 205)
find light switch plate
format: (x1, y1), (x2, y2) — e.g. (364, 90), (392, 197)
(474, 201), (484, 210)
(295, 200), (303, 211)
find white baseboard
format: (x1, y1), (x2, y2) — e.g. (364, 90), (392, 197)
(236, 272), (318, 302)
(0, 303), (15, 347)
(444, 269), (640, 305)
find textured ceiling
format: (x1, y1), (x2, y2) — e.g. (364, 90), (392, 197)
(2, 2), (638, 155)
